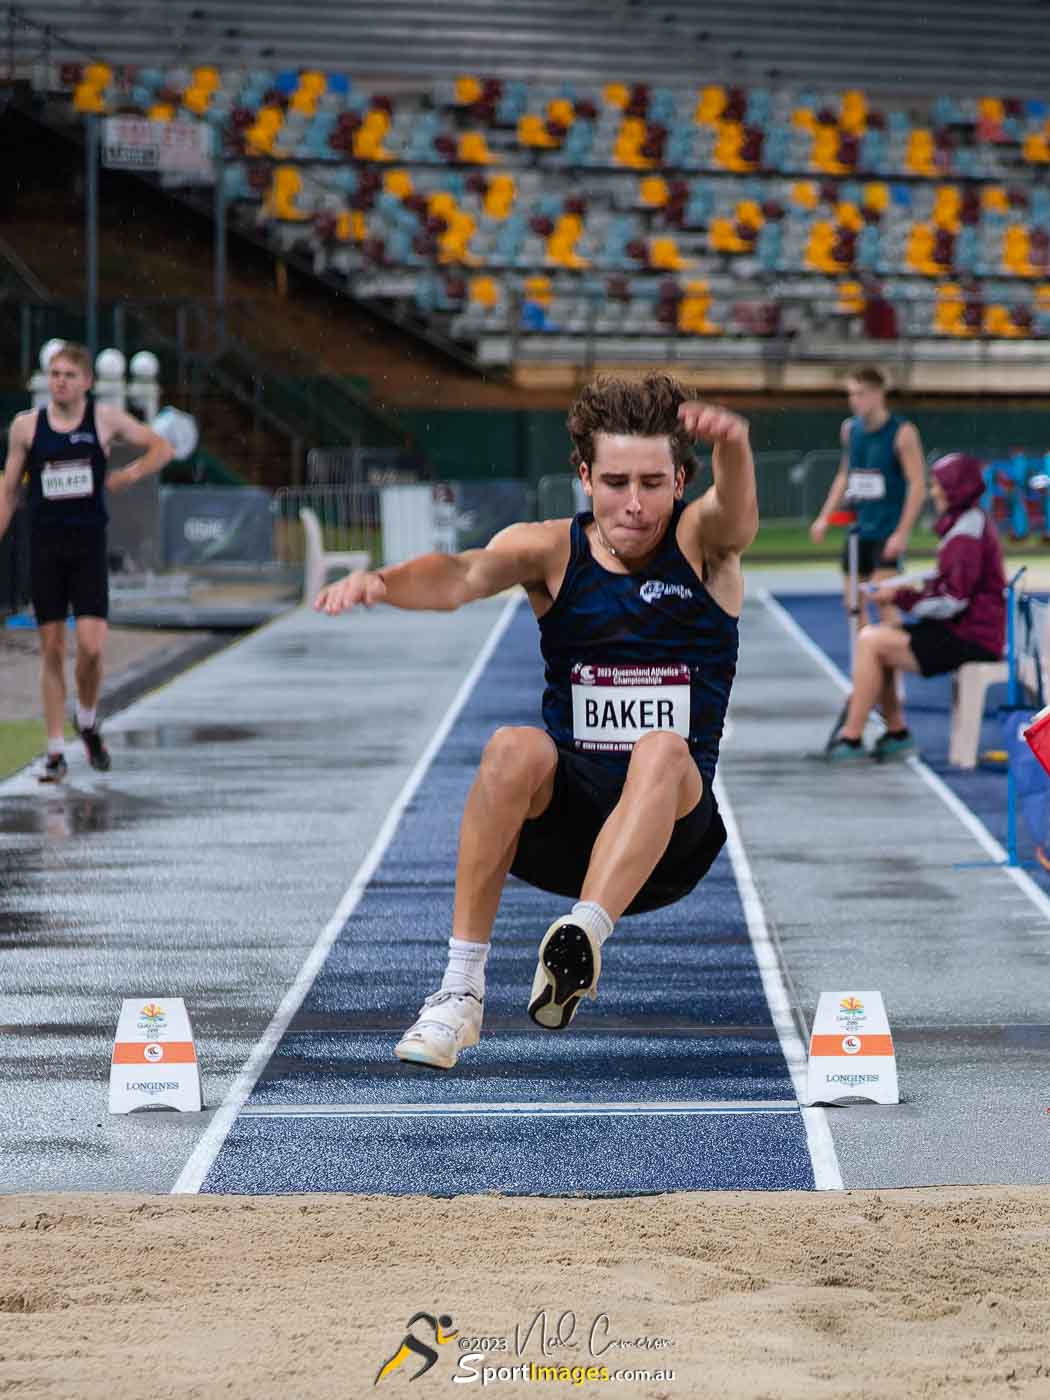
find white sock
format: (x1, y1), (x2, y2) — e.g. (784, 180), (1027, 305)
(440, 937), (489, 999)
(571, 900), (615, 947)
(47, 737), (65, 757)
(76, 704), (97, 730)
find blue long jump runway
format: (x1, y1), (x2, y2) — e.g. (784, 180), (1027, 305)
(189, 600), (821, 1195)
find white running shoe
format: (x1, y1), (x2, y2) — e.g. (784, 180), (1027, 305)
(528, 917), (602, 1030)
(394, 990), (483, 1070)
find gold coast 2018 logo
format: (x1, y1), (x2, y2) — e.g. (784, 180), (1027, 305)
(375, 1311), (458, 1384)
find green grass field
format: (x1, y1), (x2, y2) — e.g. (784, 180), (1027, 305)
(0, 721), (74, 782)
(748, 522), (942, 562)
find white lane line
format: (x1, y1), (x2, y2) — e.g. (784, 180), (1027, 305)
(239, 1099), (800, 1119)
(759, 587), (1050, 921)
(171, 593), (522, 1194)
(713, 771), (845, 1192)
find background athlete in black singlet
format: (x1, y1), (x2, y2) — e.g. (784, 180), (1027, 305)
(0, 343), (173, 782)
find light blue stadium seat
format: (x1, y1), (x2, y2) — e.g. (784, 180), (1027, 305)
(764, 124), (791, 171)
(856, 223), (881, 270)
(756, 222), (781, 271)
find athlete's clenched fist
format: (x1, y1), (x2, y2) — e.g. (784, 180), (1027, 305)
(677, 401), (749, 445)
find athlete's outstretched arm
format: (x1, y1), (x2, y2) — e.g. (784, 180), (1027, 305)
(0, 416), (29, 541)
(315, 520), (556, 615)
(678, 401), (758, 555)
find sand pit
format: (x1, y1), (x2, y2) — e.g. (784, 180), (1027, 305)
(1, 1187), (1049, 1399)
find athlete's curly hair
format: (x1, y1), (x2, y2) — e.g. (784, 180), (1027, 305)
(567, 373), (699, 483)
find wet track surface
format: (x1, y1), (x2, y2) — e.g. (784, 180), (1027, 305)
(2, 581), (1048, 1193)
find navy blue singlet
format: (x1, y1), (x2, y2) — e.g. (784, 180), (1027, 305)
(26, 398), (109, 530)
(538, 503), (739, 783)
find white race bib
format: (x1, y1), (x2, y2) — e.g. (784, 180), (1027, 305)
(571, 662), (691, 753)
(847, 470), (886, 502)
(41, 460), (94, 500)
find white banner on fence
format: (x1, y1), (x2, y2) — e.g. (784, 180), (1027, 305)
(102, 118), (213, 183)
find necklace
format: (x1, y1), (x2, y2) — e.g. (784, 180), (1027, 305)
(593, 520), (618, 558)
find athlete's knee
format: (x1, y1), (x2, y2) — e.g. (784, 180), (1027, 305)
(479, 726), (556, 793)
(39, 637), (65, 669)
(628, 730), (692, 784)
(76, 642), (103, 669)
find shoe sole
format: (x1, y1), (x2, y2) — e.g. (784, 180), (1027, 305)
(528, 922), (600, 1030)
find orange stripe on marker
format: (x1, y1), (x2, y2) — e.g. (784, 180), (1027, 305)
(810, 1034), (895, 1057)
(112, 1041), (197, 1064)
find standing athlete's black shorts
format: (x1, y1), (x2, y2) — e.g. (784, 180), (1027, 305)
(30, 526), (109, 624)
(841, 536), (903, 577)
(509, 744), (727, 916)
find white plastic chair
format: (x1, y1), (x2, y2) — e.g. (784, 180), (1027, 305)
(948, 596), (1049, 767)
(300, 506), (371, 606)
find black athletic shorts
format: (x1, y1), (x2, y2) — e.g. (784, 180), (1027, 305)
(30, 526), (109, 624)
(509, 744), (727, 916)
(841, 536), (902, 577)
(907, 620), (1000, 678)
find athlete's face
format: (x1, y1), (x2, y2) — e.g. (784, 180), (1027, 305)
(846, 378), (885, 423)
(581, 433), (685, 562)
(48, 357), (91, 408)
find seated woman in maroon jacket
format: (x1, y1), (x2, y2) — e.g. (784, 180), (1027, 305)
(827, 452), (1006, 762)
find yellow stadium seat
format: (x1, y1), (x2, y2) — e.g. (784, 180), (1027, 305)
(84, 63), (112, 88)
(836, 201), (863, 232)
(905, 222), (937, 275)
(714, 121), (751, 173)
(74, 83), (107, 114)
(982, 185), (1009, 213)
(840, 90), (867, 135)
(1003, 225), (1034, 277)
(1023, 132), (1050, 163)
(193, 67), (220, 92)
(148, 102), (175, 122)
(678, 293), (719, 334)
(934, 284), (967, 337)
(650, 237), (690, 270)
(428, 191), (457, 219)
(518, 114), (556, 149)
(384, 168), (414, 199)
(458, 132), (492, 164)
(932, 185), (961, 232)
(694, 85), (726, 126)
(547, 214), (588, 268)
(269, 166), (308, 221)
(791, 180), (819, 210)
(456, 76), (483, 105)
(183, 86), (211, 116)
(708, 217), (747, 253)
(290, 89), (318, 116)
(812, 125), (846, 175)
(736, 199), (765, 228)
(862, 181), (889, 213)
(984, 304), (1021, 337)
(640, 176), (670, 207)
(978, 97), (1004, 124)
(300, 71), (326, 97)
(837, 280), (864, 314)
(548, 98), (574, 128)
(469, 276), (500, 307)
(524, 275), (552, 306)
(905, 129), (936, 177)
(792, 107), (817, 132)
(603, 83), (629, 110)
(614, 116), (650, 168)
(484, 175), (516, 220)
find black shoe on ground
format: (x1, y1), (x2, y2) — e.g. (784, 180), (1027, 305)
(75, 721), (111, 772)
(39, 753), (68, 784)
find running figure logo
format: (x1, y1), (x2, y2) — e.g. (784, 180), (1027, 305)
(374, 1311), (458, 1384)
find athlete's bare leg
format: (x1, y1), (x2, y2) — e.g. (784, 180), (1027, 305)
(38, 621), (67, 745)
(451, 726), (558, 944)
(73, 616), (107, 712)
(581, 730), (702, 920)
(840, 624), (920, 740)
